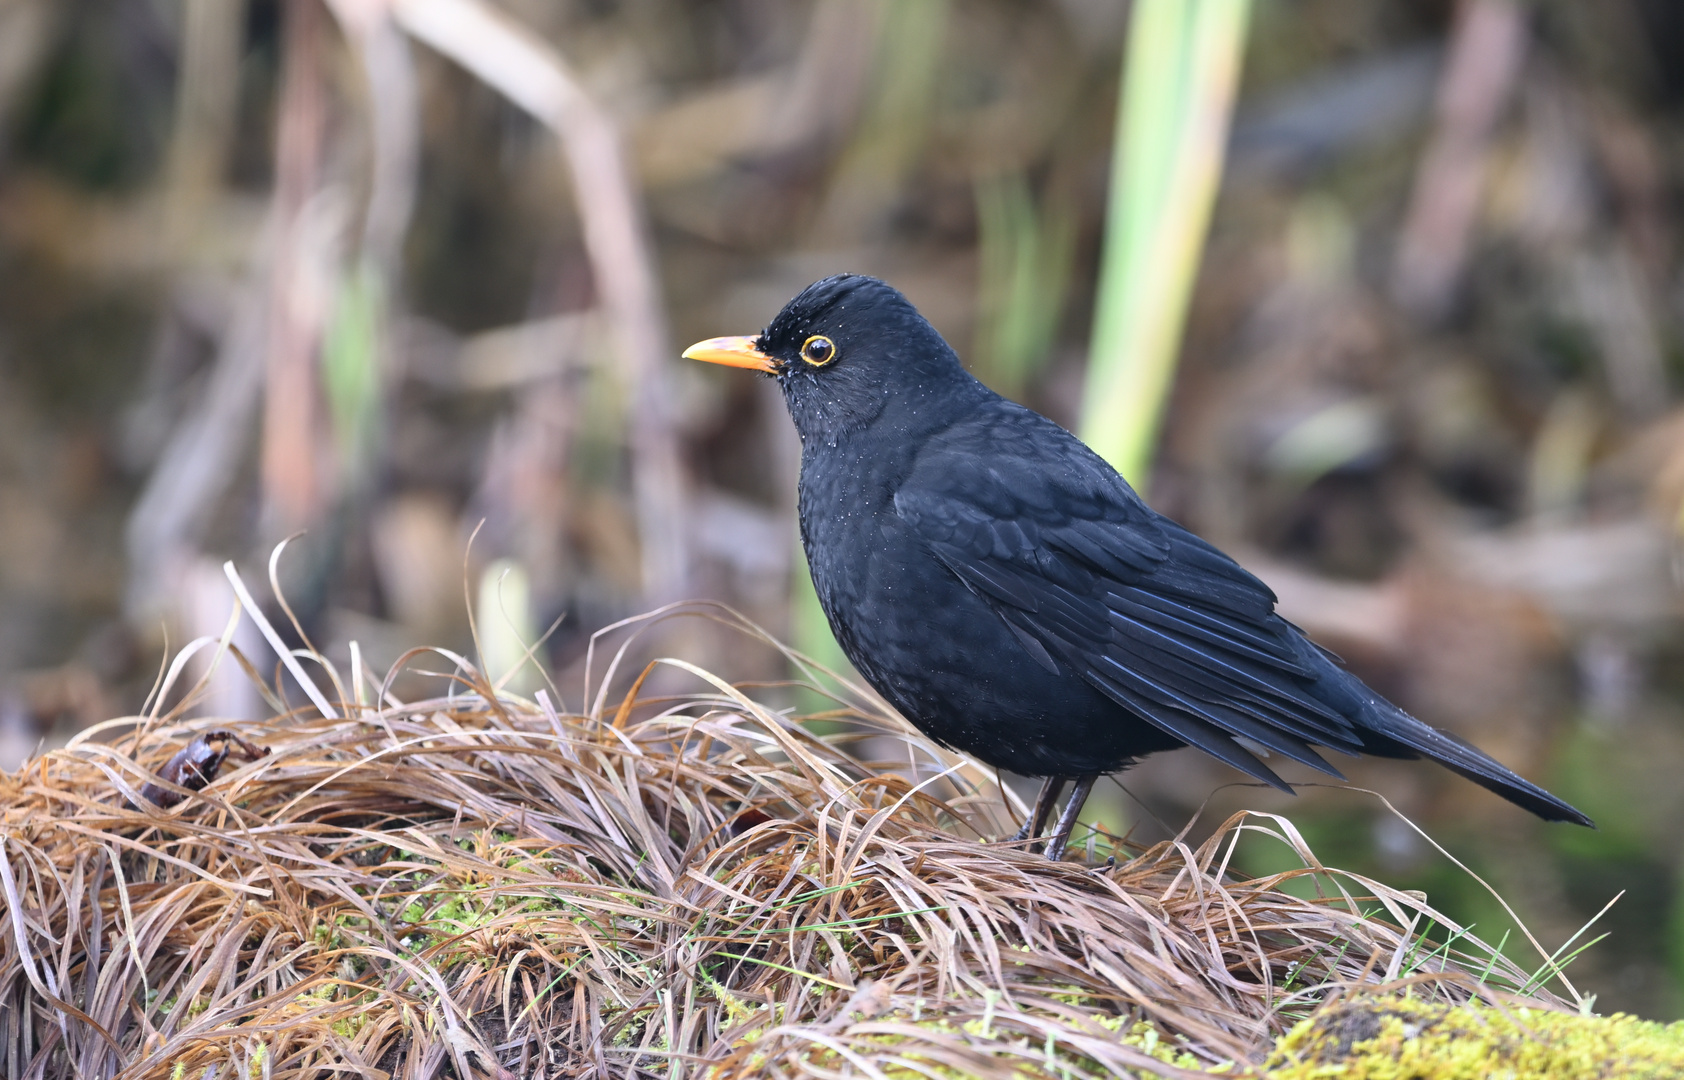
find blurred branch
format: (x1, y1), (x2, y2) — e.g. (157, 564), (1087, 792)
(125, 250), (272, 621)
(326, 0), (419, 278)
(1080, 0), (1252, 489)
(634, 0), (883, 190)
(263, 0), (332, 531)
(392, 0), (689, 602)
(1228, 45), (1440, 178)
(1237, 549), (1409, 655)
(1390, 0), (1528, 321)
(162, 0), (246, 250)
(769, 0), (887, 151)
(321, 0), (422, 493)
(450, 313), (598, 391)
(1452, 517), (1681, 631)
(811, 0), (949, 242)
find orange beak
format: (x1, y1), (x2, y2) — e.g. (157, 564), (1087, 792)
(682, 335), (779, 373)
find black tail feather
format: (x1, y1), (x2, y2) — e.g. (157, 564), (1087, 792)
(1360, 703), (1593, 827)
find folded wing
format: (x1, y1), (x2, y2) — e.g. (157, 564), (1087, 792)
(894, 417), (1367, 790)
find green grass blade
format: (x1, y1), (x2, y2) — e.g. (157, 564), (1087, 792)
(1079, 0), (1253, 489)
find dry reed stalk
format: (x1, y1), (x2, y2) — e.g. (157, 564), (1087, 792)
(0, 608), (1567, 1079)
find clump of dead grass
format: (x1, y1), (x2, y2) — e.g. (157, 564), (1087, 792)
(1, 603), (1580, 1079)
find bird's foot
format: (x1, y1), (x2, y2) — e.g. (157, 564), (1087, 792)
(1041, 775), (1097, 862)
(1006, 776), (1069, 851)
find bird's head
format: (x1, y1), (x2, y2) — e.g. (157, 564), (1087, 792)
(684, 275), (970, 442)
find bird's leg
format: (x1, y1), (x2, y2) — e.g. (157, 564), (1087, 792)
(1042, 775), (1098, 862)
(1010, 776), (1069, 845)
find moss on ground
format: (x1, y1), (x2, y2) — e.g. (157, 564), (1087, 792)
(1264, 997), (1684, 1079)
(746, 998), (1684, 1079)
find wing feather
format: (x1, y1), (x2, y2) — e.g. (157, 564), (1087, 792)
(895, 424), (1361, 780)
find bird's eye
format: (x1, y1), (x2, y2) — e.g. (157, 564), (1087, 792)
(800, 335), (837, 367)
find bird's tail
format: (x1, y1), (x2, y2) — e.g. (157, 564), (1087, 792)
(1298, 643), (1593, 827)
(1358, 697), (1593, 826)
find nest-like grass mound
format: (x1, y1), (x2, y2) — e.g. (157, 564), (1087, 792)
(1, 607), (1577, 1079)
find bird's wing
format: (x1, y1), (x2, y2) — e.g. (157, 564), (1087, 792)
(894, 418), (1365, 788)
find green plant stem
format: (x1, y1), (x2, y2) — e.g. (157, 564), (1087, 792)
(1080, 0), (1252, 490)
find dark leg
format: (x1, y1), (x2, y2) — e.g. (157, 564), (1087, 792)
(1042, 775), (1098, 862)
(1010, 776), (1069, 844)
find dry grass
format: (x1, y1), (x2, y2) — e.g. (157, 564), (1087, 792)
(1, 605), (1576, 1079)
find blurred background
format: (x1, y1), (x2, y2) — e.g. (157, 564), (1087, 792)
(1, 0), (1681, 1018)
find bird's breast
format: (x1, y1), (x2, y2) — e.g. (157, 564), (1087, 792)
(798, 442), (996, 682)
(792, 431), (1169, 775)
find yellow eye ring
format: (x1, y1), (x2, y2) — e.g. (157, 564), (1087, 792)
(800, 335), (838, 367)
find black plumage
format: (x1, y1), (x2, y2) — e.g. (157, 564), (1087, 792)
(685, 274), (1591, 859)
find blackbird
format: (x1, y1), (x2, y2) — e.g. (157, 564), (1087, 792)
(685, 275), (1592, 859)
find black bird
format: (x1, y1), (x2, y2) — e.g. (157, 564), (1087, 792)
(685, 275), (1592, 859)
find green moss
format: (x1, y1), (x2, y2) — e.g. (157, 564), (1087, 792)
(1266, 997), (1684, 1080)
(768, 995), (1683, 1078)
(1116, 1019), (1227, 1073)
